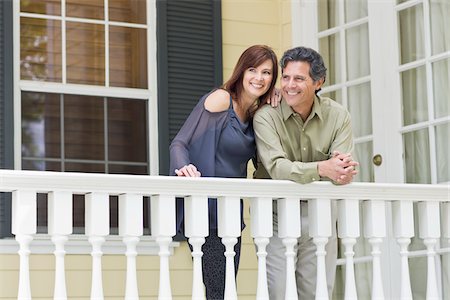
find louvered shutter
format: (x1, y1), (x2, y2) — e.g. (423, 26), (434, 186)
(157, 0), (223, 175)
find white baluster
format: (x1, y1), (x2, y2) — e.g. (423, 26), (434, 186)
(337, 199), (360, 300)
(392, 201), (414, 300)
(250, 197), (273, 300)
(309, 198), (331, 300)
(278, 198), (301, 300)
(119, 193), (143, 300)
(85, 192), (110, 300)
(363, 200), (386, 300)
(184, 195), (208, 300)
(418, 201), (440, 300)
(48, 191), (72, 300)
(218, 196), (240, 300)
(151, 194), (176, 300)
(12, 190), (37, 300)
(443, 202), (450, 244)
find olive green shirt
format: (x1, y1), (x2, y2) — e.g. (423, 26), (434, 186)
(253, 95), (354, 184)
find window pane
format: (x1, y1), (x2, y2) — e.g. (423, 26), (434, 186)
(20, 0), (61, 15)
(22, 92), (61, 158)
(109, 164), (148, 175)
(403, 129), (431, 183)
(64, 95), (105, 160)
(65, 163), (105, 173)
(432, 58), (450, 118)
(398, 4), (425, 64)
(21, 17), (62, 82)
(320, 90), (342, 105)
(430, 0), (450, 55)
(354, 141), (374, 182)
(66, 0), (104, 20)
(436, 122), (450, 183)
(66, 22), (105, 85)
(108, 98), (148, 162)
(22, 160), (61, 171)
(318, 0), (339, 31)
(319, 33), (341, 86)
(109, 0), (146, 24)
(346, 24), (370, 80)
(401, 66), (428, 126)
(109, 26), (148, 88)
(348, 82), (372, 137)
(345, 0), (367, 23)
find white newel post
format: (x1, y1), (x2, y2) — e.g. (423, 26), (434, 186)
(85, 192), (110, 300)
(337, 199), (360, 300)
(417, 201), (441, 300)
(151, 194), (176, 300)
(12, 190), (37, 300)
(217, 196), (241, 300)
(308, 198), (332, 300)
(363, 200), (386, 300)
(184, 195), (209, 300)
(392, 200), (414, 300)
(48, 191), (73, 300)
(278, 198), (301, 300)
(119, 193), (144, 300)
(250, 197), (273, 300)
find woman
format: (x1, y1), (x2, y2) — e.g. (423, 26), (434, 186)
(169, 45), (278, 299)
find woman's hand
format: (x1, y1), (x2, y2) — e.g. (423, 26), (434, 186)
(267, 88), (282, 107)
(174, 164), (201, 177)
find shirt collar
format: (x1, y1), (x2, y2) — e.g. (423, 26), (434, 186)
(281, 95), (323, 121)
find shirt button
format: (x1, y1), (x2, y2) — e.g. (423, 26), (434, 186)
(312, 178), (316, 181)
(303, 147), (306, 151)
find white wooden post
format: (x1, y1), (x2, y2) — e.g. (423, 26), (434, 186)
(363, 200), (386, 300)
(119, 193), (143, 300)
(151, 194), (176, 300)
(308, 198), (332, 300)
(418, 201), (441, 300)
(250, 197), (273, 300)
(85, 192), (110, 300)
(184, 195), (209, 300)
(337, 199), (360, 300)
(442, 202), (450, 243)
(278, 198), (301, 300)
(12, 190), (37, 300)
(392, 200), (414, 300)
(48, 191), (73, 300)
(217, 196), (240, 300)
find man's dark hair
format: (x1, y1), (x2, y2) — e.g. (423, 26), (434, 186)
(280, 46), (327, 83)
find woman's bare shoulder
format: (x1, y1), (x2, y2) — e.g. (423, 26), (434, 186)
(204, 89), (231, 113)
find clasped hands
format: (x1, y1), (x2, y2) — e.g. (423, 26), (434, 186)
(318, 151), (359, 184)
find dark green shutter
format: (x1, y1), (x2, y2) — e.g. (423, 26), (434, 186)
(0, 0), (14, 237)
(157, 0), (223, 175)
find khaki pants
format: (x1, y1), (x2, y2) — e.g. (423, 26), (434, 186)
(266, 201), (337, 300)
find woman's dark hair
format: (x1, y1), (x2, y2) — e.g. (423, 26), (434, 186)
(222, 45), (278, 117)
(280, 46), (327, 83)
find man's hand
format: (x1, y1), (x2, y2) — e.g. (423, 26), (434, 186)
(318, 151), (359, 184)
(174, 164), (201, 177)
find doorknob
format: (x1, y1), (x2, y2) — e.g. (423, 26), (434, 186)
(372, 154), (382, 166)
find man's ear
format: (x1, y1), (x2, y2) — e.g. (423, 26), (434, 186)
(315, 77), (325, 89)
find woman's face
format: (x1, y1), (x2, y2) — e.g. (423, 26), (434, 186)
(242, 59), (273, 99)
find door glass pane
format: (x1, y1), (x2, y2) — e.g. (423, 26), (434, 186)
(401, 66), (428, 126)
(348, 82), (372, 137)
(435, 122), (450, 183)
(66, 0), (104, 20)
(107, 98), (147, 162)
(346, 24), (370, 80)
(319, 33), (341, 86)
(20, 17), (62, 82)
(398, 4), (424, 64)
(432, 58), (450, 118)
(20, 0), (61, 15)
(109, 0), (146, 24)
(430, 0), (450, 55)
(320, 90), (342, 105)
(318, 0), (339, 31)
(403, 129), (431, 183)
(66, 22), (105, 85)
(64, 95), (105, 160)
(345, 0), (368, 22)
(22, 92), (61, 159)
(354, 141), (374, 182)
(109, 26), (148, 88)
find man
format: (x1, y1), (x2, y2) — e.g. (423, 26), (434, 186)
(253, 46), (358, 299)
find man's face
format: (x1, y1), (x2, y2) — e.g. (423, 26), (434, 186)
(281, 61), (323, 113)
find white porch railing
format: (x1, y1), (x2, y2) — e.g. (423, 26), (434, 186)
(0, 170), (449, 300)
